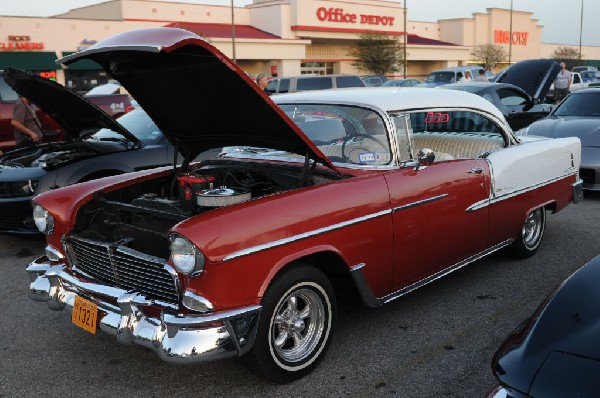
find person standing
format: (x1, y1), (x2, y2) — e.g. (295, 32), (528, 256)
(553, 62), (572, 104)
(256, 74), (271, 96)
(474, 69), (489, 82)
(459, 70), (473, 83)
(12, 96), (43, 148)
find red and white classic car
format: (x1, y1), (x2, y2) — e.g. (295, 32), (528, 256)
(26, 28), (583, 383)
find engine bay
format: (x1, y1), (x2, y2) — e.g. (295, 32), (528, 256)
(71, 160), (343, 258)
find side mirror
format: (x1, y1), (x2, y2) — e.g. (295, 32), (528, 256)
(415, 148), (435, 171)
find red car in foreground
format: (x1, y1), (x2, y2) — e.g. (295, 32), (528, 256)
(26, 28), (582, 383)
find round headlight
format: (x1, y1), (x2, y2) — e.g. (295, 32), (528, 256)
(32, 204), (54, 235)
(170, 235), (204, 275)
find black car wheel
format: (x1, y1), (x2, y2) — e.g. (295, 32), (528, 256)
(243, 265), (336, 383)
(510, 207), (546, 258)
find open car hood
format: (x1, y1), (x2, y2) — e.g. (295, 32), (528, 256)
(58, 28), (338, 172)
(495, 59), (561, 102)
(3, 68), (140, 146)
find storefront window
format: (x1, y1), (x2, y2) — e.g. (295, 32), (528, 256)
(65, 69), (110, 94)
(301, 62), (334, 75)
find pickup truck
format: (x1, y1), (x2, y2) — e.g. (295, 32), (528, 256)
(0, 70), (132, 151)
(545, 71), (586, 103)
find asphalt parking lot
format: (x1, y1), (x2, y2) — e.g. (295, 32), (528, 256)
(1, 192), (598, 398)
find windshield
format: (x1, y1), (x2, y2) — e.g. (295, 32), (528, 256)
(553, 92), (600, 117)
(226, 104), (392, 166)
(581, 71), (597, 79)
(425, 72), (455, 83)
(89, 109), (162, 146)
(443, 85), (481, 94)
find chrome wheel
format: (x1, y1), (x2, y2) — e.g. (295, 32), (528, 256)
(243, 265), (335, 383)
(522, 208), (544, 250)
(271, 287), (325, 363)
(509, 206), (546, 258)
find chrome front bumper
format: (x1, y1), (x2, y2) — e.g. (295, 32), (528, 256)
(26, 256), (261, 364)
(573, 178), (584, 203)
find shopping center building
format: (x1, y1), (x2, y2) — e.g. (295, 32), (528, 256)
(0, 0), (598, 91)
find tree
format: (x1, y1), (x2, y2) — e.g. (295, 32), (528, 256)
(470, 44), (506, 71)
(551, 46), (582, 62)
(348, 32), (404, 76)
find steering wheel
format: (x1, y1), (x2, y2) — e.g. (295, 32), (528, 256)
(341, 133), (388, 164)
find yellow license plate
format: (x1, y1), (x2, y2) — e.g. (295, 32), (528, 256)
(72, 295), (98, 334)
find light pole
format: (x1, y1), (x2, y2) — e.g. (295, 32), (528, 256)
(579, 0), (584, 60)
(403, 0), (407, 78)
(508, 0), (513, 65)
(231, 0), (237, 63)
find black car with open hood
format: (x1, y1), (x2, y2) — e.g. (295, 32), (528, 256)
(4, 67), (141, 146)
(0, 68), (186, 234)
(495, 59), (561, 104)
(442, 59), (560, 131)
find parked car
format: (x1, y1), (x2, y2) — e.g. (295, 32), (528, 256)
(382, 78), (421, 88)
(580, 70), (600, 84)
(487, 255), (600, 398)
(572, 65), (597, 74)
(0, 70), (132, 152)
(26, 28), (582, 384)
(266, 74), (365, 94)
(420, 66), (486, 87)
(0, 67), (185, 234)
(441, 59), (561, 131)
(517, 88), (600, 191)
(361, 75), (389, 87)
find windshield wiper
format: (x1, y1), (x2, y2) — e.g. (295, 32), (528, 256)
(97, 137), (134, 148)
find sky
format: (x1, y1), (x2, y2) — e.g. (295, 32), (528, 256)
(2, 0), (599, 47)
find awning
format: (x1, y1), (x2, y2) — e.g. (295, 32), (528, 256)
(61, 52), (101, 70)
(0, 51), (58, 71)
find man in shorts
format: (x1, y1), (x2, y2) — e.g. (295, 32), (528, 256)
(553, 62), (572, 104)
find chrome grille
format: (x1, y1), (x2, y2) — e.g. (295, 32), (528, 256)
(64, 236), (179, 305)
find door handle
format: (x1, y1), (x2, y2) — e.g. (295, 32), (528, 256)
(468, 167), (483, 174)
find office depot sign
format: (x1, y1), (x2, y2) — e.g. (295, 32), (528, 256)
(316, 7), (395, 26)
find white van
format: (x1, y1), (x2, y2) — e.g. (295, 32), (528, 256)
(267, 74), (365, 94)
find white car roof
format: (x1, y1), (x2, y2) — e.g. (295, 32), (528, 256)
(273, 87), (509, 127)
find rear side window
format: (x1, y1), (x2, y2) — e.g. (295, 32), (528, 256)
(278, 79), (290, 93)
(336, 76), (365, 88)
(497, 88), (528, 106)
(296, 77), (333, 91)
(266, 79), (278, 93)
(409, 110), (503, 136)
(0, 79), (18, 102)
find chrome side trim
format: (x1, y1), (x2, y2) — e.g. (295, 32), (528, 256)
(223, 209), (392, 261)
(466, 173), (577, 212)
(381, 239), (512, 304)
(349, 240), (513, 307)
(223, 194), (448, 261)
(392, 194), (448, 213)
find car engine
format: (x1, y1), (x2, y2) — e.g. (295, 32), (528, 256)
(70, 160), (341, 258)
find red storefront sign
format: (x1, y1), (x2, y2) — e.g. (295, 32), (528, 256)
(316, 7), (395, 26)
(494, 30), (529, 46)
(0, 35), (45, 51)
